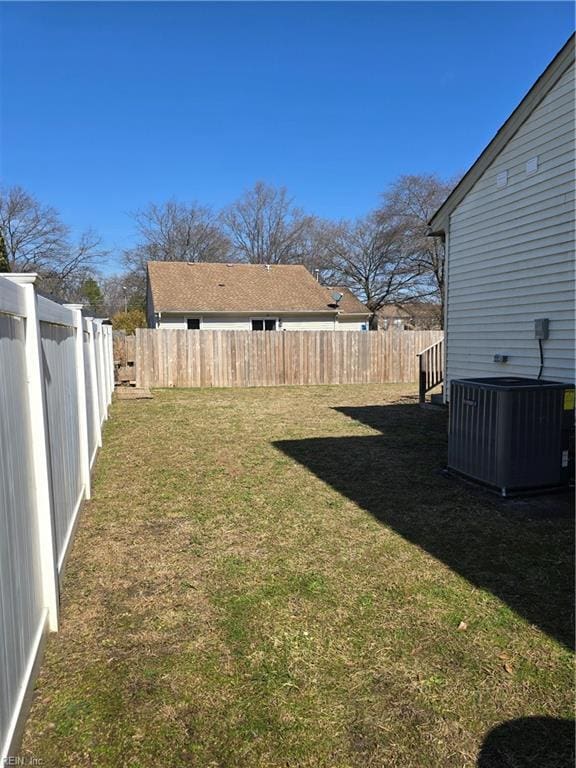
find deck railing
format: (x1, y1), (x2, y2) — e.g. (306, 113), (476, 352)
(417, 337), (444, 403)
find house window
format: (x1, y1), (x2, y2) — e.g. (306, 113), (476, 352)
(187, 318), (201, 330)
(251, 319), (277, 331)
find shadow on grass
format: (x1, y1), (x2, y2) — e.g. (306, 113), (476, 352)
(274, 402), (575, 650)
(477, 716), (575, 768)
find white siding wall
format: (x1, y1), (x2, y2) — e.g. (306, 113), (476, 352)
(203, 316), (251, 330)
(446, 62), (575, 393)
(157, 313), (368, 330)
(156, 315), (185, 329)
(158, 315), (251, 330)
(336, 317), (369, 331)
(281, 315), (336, 330)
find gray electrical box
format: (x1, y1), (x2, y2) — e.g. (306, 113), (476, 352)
(448, 377), (574, 496)
(534, 318), (549, 339)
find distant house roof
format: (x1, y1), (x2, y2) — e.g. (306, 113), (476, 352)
(375, 302), (442, 330)
(429, 34), (575, 235)
(376, 301), (441, 319)
(147, 262), (370, 316)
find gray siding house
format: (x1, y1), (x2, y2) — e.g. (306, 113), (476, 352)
(429, 36), (575, 398)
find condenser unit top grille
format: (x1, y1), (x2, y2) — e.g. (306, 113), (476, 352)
(459, 377), (565, 390)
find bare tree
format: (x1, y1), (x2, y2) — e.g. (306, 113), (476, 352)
(1, 186), (68, 272)
(39, 229), (109, 298)
(0, 185), (108, 298)
(296, 217), (340, 279)
(222, 182), (315, 264)
(0, 231), (10, 272)
(124, 200), (230, 273)
(320, 215), (423, 321)
(121, 199), (230, 310)
(376, 174), (456, 323)
(101, 271), (147, 316)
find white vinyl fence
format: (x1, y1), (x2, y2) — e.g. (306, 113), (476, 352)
(0, 274), (114, 761)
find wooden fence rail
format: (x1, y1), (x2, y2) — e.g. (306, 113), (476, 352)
(136, 329), (444, 389)
(0, 275), (114, 762)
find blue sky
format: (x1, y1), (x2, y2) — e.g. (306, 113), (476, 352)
(0, 1), (573, 273)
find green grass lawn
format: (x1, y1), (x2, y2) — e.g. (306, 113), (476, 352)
(21, 385), (574, 767)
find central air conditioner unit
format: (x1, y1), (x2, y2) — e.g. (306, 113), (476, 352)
(448, 377), (574, 496)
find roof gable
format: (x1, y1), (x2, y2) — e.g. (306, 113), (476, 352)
(429, 34), (575, 234)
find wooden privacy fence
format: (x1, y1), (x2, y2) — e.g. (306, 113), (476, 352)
(0, 274), (114, 762)
(136, 329), (444, 389)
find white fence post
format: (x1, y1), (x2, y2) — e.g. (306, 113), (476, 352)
(64, 304), (91, 501)
(85, 318), (103, 448)
(108, 326), (115, 397)
(94, 320), (106, 423)
(104, 325), (113, 404)
(4, 274), (59, 631)
(108, 326), (116, 392)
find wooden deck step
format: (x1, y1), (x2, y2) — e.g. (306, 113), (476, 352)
(115, 387), (153, 400)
